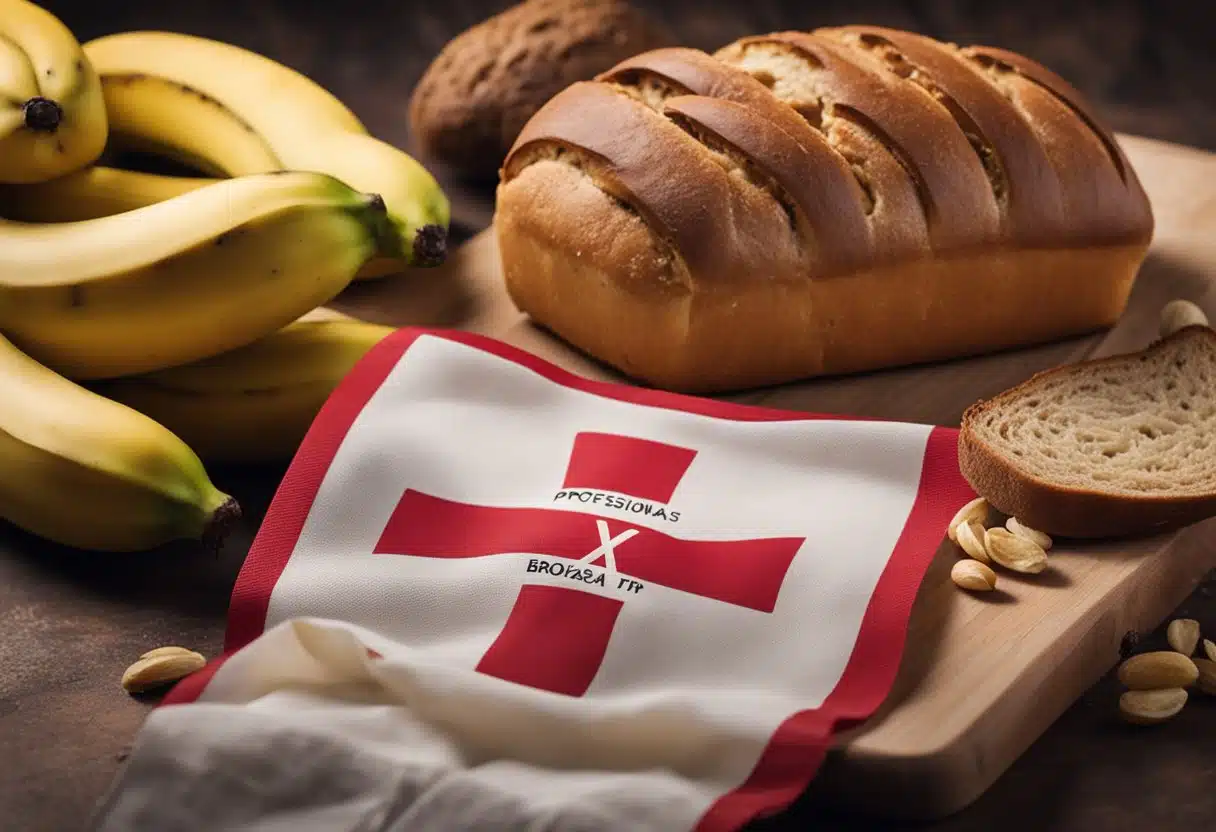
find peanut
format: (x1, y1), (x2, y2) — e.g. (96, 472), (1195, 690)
(121, 651), (205, 694)
(947, 497), (988, 543)
(1119, 688), (1188, 725)
(984, 527), (1048, 574)
(1159, 299), (1209, 338)
(1194, 659), (1216, 696)
(1166, 618), (1200, 657)
(1005, 517), (1052, 551)
(951, 559), (997, 592)
(139, 646), (197, 661)
(1117, 651), (1199, 690)
(955, 520), (991, 564)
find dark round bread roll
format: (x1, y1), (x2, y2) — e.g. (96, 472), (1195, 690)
(408, 0), (673, 180)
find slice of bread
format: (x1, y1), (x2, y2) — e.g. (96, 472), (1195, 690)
(958, 325), (1216, 538)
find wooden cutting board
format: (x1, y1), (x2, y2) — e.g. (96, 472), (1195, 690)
(332, 134), (1216, 821)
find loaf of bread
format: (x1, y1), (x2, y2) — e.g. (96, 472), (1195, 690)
(494, 26), (1155, 393)
(409, 0), (672, 180)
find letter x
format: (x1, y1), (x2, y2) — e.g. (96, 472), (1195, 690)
(577, 521), (637, 571)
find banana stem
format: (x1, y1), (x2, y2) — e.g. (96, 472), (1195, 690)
(360, 193), (448, 268)
(201, 496), (242, 553)
(412, 224), (448, 268)
(361, 193), (402, 261)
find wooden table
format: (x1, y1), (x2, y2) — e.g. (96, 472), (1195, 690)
(4, 2), (1216, 830)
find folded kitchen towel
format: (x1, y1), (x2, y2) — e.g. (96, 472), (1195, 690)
(91, 328), (975, 832)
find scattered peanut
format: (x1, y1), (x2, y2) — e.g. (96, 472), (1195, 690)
(1194, 659), (1216, 696)
(951, 559), (997, 592)
(984, 527), (1048, 574)
(121, 649), (205, 694)
(947, 497), (989, 543)
(1159, 299), (1209, 338)
(1119, 688), (1188, 725)
(955, 520), (991, 563)
(139, 646), (196, 661)
(1005, 517), (1052, 551)
(1166, 618), (1200, 657)
(1205, 639), (1216, 663)
(1117, 651), (1199, 690)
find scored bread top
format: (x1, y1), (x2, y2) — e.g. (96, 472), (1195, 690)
(499, 26), (1154, 286)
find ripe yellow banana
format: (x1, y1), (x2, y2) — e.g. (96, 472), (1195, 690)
(0, 0), (107, 183)
(0, 165), (210, 222)
(83, 31), (451, 276)
(0, 171), (394, 380)
(97, 312), (397, 463)
(0, 330), (240, 552)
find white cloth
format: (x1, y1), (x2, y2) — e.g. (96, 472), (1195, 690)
(92, 329), (973, 832)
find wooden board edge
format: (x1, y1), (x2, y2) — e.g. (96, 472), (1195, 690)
(808, 518), (1216, 819)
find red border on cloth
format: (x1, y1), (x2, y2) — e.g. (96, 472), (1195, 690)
(163, 326), (975, 831)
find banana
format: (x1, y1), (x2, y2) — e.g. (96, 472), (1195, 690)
(83, 31), (451, 275)
(0, 165), (210, 222)
(96, 312), (397, 463)
(0, 170), (395, 380)
(96, 72), (279, 177)
(0, 330), (240, 552)
(0, 0), (108, 183)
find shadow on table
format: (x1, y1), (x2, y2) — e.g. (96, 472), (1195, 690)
(0, 463), (284, 620)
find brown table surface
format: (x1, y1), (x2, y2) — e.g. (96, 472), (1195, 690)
(5, 1), (1216, 830)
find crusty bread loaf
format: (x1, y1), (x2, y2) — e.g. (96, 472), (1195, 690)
(409, 0), (672, 180)
(494, 27), (1154, 393)
(959, 325), (1216, 539)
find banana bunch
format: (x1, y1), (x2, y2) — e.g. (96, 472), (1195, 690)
(1, 30), (451, 277)
(0, 4), (454, 553)
(0, 170), (397, 551)
(0, 0), (107, 183)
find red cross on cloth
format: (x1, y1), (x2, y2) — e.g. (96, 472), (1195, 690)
(375, 431), (806, 696)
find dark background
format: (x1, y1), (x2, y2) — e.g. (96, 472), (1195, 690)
(4, 1), (1215, 830)
(42, 0), (1216, 230)
(44, 0), (1216, 152)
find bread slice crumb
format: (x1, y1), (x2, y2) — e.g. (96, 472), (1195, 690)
(958, 325), (1216, 537)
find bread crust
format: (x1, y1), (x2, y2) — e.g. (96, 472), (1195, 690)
(958, 327), (1216, 539)
(495, 28), (1155, 393)
(498, 154), (1146, 391)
